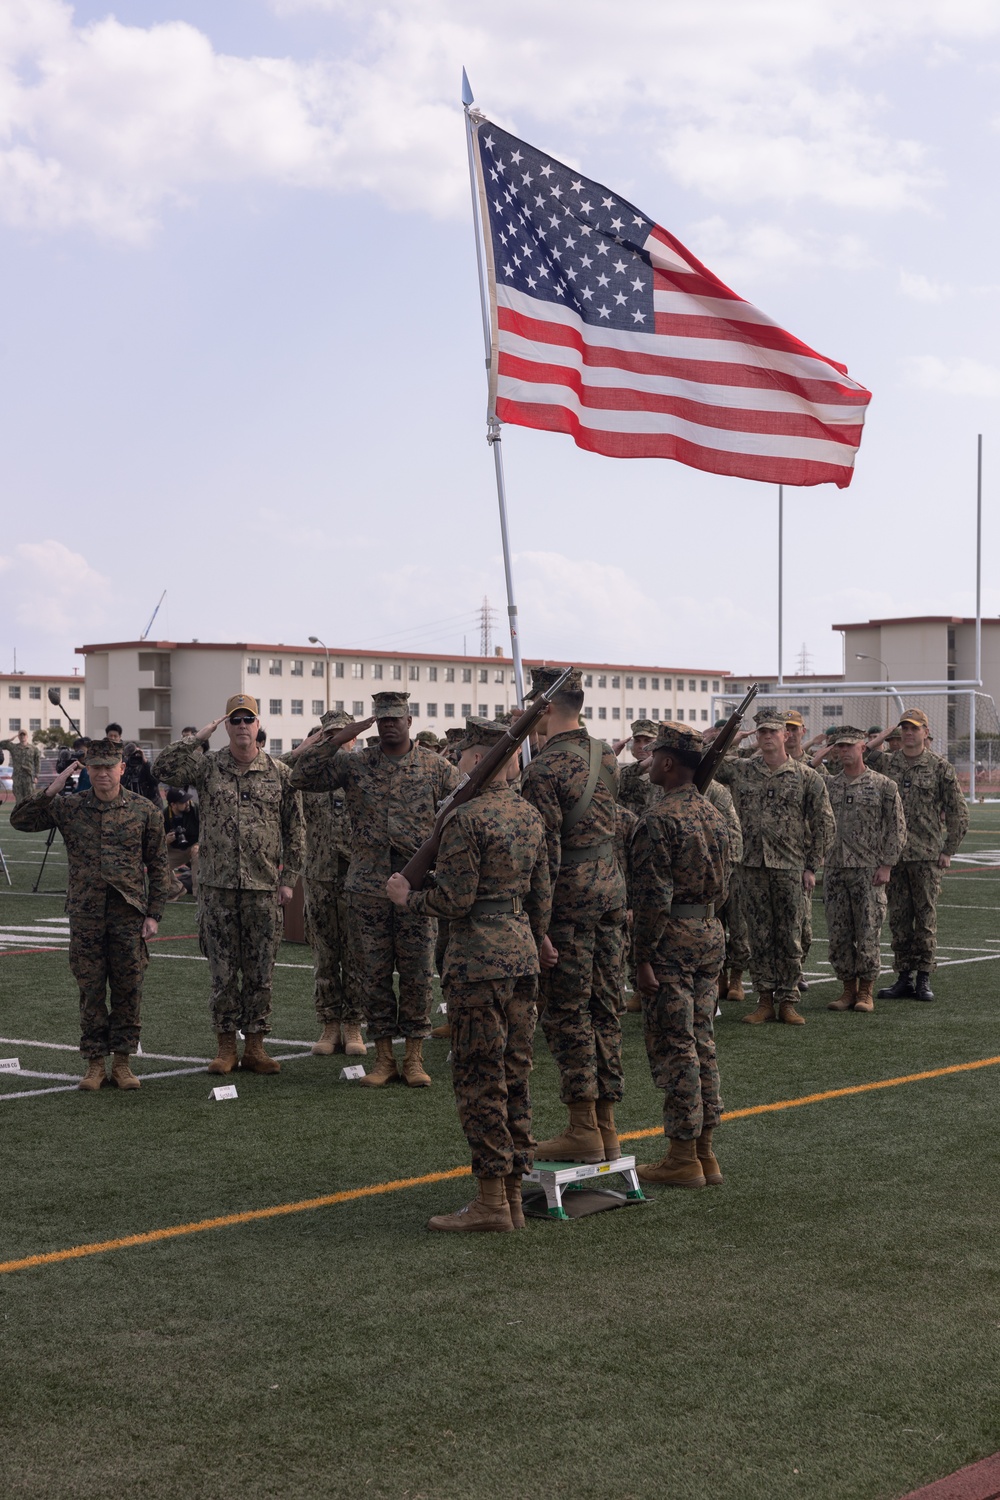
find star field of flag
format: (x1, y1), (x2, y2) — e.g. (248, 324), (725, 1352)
(482, 124), (654, 335)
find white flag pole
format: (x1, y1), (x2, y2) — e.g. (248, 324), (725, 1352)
(462, 71), (530, 747)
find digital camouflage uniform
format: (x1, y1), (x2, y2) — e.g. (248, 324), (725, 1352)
(1, 738), (42, 806)
(631, 782), (731, 1139)
(12, 786), (171, 1056)
(151, 739), (304, 1035)
(824, 767), (906, 982)
(299, 784), (362, 1026)
(866, 747), (968, 973)
(407, 780), (551, 1178)
(614, 803), (639, 1002)
(715, 754), (835, 1005)
(290, 737), (460, 1039)
(522, 727), (627, 1104)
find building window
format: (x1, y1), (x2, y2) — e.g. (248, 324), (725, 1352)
(729, 682), (741, 694)
(638, 677), (646, 690)
(701, 709), (709, 721)
(461, 703), (471, 717)
(291, 700), (303, 715)
(291, 739), (303, 749)
(444, 703), (455, 718)
(9, 719), (21, 729)
(372, 664), (383, 680)
(494, 669), (504, 684)
(68, 687), (80, 700)
(334, 700), (344, 711)
(269, 700), (282, 715)
(352, 662), (364, 679)
(626, 707), (633, 720)
(462, 668), (472, 683)
(49, 718), (60, 728)
(611, 675), (620, 688)
(676, 709), (684, 721)
(29, 686), (41, 700)
(311, 700), (324, 716)
(510, 673), (517, 684)
(598, 707), (607, 720)
(335, 662), (345, 678)
(612, 707), (620, 719)
(8, 685), (20, 699)
(712, 680), (720, 693)
(598, 675), (607, 688)
(269, 659), (282, 676)
(290, 660), (303, 677)
(663, 678), (672, 691)
(410, 703), (420, 717)
(638, 707), (646, 718)
(699, 680), (707, 693)
(478, 703), (487, 716)
(392, 664), (402, 680)
(29, 718), (40, 730)
(271, 739), (283, 754)
(625, 676), (633, 689)
(353, 700), (364, 715)
(311, 660), (324, 677)
(687, 679), (695, 691)
(479, 668), (488, 683)
(246, 658), (260, 675)
(652, 677), (660, 690)
(822, 705), (843, 717)
(428, 666), (438, 682)
(494, 704), (504, 718)
(445, 667), (455, 682)
(584, 674), (593, 687)
(583, 706), (593, 719)
(652, 708), (660, 719)
(426, 703), (438, 717)
(409, 665), (419, 681)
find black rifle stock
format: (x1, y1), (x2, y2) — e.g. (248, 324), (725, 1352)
(401, 665), (574, 891)
(694, 683), (760, 792)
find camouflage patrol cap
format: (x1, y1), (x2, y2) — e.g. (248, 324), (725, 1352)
(652, 723), (704, 754)
(833, 725), (867, 745)
(320, 708), (355, 731)
(86, 738), (124, 767)
(753, 708), (786, 730)
(366, 735), (381, 747)
(631, 719), (657, 739)
(898, 707), (929, 729)
(444, 726), (466, 743)
(226, 694), (259, 718)
(867, 725), (883, 736)
(785, 710), (805, 728)
(415, 730), (440, 747)
(459, 716), (510, 750)
(525, 665), (582, 699)
(371, 691), (410, 720)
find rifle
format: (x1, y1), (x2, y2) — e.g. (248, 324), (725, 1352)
(694, 683), (760, 792)
(401, 665), (574, 891)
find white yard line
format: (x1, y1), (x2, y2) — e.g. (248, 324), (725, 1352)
(0, 1051), (316, 1103)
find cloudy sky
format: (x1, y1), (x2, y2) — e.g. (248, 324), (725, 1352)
(1, 0), (997, 681)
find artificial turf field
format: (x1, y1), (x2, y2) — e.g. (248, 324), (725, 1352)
(1, 810), (999, 1500)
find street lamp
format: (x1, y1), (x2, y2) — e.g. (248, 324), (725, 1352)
(309, 636), (330, 714)
(856, 654), (903, 730)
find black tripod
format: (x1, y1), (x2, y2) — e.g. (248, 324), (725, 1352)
(32, 826), (63, 893)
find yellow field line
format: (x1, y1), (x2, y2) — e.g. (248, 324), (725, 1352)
(3, 1053), (1000, 1277)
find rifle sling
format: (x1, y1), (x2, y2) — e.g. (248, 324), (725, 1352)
(558, 737), (615, 837)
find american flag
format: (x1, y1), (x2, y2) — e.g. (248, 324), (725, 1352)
(473, 119), (872, 488)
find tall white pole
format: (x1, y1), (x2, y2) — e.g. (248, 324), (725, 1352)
(777, 484), (784, 686)
(462, 71), (530, 739)
(970, 435), (983, 800)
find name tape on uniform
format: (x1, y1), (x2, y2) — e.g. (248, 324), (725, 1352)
(0, 1058), (20, 1073)
(210, 1084), (238, 1101)
(340, 1065), (366, 1082)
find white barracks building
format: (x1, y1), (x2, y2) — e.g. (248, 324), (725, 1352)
(76, 640), (733, 753)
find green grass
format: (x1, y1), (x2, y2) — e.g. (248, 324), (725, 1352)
(2, 808), (1000, 1499)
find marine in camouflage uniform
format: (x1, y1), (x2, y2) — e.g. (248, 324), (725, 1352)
(784, 710), (817, 986)
(391, 718), (552, 1232)
(867, 708), (969, 1000)
(12, 739), (170, 1089)
(152, 694), (304, 1073)
(616, 719), (658, 818)
(631, 724), (732, 1188)
(1, 731), (42, 806)
(822, 728), (907, 1013)
(614, 802), (639, 1011)
(441, 727), (467, 767)
(290, 690), (460, 1085)
(715, 708), (835, 1025)
(284, 711), (364, 1054)
(520, 667), (627, 1164)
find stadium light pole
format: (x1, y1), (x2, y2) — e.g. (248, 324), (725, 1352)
(777, 485), (784, 686)
(309, 636), (330, 714)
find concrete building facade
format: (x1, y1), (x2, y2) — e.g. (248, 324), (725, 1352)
(1, 672), (86, 737)
(75, 640), (734, 753)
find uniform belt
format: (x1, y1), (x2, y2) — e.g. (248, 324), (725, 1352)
(469, 895), (523, 918)
(669, 902), (715, 920)
(560, 839), (614, 866)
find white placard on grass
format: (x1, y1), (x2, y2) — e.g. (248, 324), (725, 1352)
(210, 1084), (238, 1101)
(0, 1058), (20, 1073)
(340, 1065), (366, 1081)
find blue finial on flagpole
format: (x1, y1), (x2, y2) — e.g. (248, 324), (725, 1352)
(461, 68), (474, 106)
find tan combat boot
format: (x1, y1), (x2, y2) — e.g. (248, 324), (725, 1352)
(207, 1032), (239, 1075)
(402, 1038), (432, 1087)
(312, 1021), (341, 1056)
(359, 1037), (400, 1087)
(827, 978), (858, 1011)
(504, 1175), (526, 1229)
(696, 1126), (723, 1186)
(636, 1138), (706, 1188)
(78, 1057), (108, 1092)
(430, 1022), (450, 1039)
(535, 1101), (605, 1164)
(240, 1032), (281, 1074)
(595, 1099), (621, 1161)
(427, 1177), (514, 1233)
(853, 979), (875, 1013)
(726, 969), (746, 1001)
(625, 992), (642, 1013)
(111, 1052), (141, 1090)
(742, 991), (775, 1025)
(342, 1023), (367, 1057)
(778, 1000), (806, 1026)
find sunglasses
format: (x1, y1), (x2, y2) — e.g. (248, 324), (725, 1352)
(229, 715), (257, 726)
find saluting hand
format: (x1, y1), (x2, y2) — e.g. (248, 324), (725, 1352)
(45, 760), (81, 797)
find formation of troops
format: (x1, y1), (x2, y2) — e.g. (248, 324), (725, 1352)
(7, 678), (969, 1231)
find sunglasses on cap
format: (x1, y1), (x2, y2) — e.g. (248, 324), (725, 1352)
(229, 714), (257, 726)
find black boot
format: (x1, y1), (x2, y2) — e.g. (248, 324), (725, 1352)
(914, 971), (935, 1001)
(877, 971), (915, 999)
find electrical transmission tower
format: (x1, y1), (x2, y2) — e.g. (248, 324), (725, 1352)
(479, 596), (497, 657)
(796, 642), (813, 677)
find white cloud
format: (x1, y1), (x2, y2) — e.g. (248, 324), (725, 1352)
(899, 269), (955, 301)
(2, 0), (999, 239)
(0, 540), (111, 637)
(902, 354), (1000, 397)
(687, 215), (870, 283)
